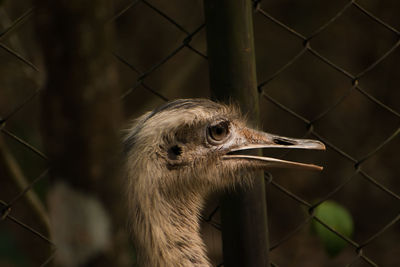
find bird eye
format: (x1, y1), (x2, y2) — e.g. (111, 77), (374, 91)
(207, 121), (230, 144)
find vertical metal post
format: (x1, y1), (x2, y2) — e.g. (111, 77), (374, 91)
(204, 1), (270, 266)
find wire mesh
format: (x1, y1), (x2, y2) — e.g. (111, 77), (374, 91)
(0, 0), (399, 266)
(254, 1), (399, 266)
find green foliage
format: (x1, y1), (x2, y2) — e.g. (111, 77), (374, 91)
(311, 200), (354, 257)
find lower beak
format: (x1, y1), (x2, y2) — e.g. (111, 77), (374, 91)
(223, 129), (325, 171)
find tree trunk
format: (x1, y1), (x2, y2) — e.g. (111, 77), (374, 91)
(34, 1), (130, 266)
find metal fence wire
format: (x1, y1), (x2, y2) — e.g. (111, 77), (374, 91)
(1, 0), (399, 266)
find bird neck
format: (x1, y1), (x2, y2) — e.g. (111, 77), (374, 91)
(131, 188), (211, 267)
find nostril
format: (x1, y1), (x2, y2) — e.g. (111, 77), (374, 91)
(273, 138), (295, 146)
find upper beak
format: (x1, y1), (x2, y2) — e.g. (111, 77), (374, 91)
(223, 128), (325, 171)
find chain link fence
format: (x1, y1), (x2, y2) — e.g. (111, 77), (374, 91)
(1, 0), (399, 266)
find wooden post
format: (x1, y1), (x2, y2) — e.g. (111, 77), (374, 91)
(204, 0), (270, 266)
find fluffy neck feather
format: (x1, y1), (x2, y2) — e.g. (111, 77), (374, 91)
(129, 173), (211, 267)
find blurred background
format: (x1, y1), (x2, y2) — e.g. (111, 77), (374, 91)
(0, 0), (399, 266)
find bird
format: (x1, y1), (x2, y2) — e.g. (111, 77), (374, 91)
(123, 98), (325, 267)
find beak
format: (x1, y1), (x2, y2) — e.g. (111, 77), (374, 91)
(223, 128), (325, 171)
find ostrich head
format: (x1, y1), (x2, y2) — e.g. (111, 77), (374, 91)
(124, 99), (324, 267)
